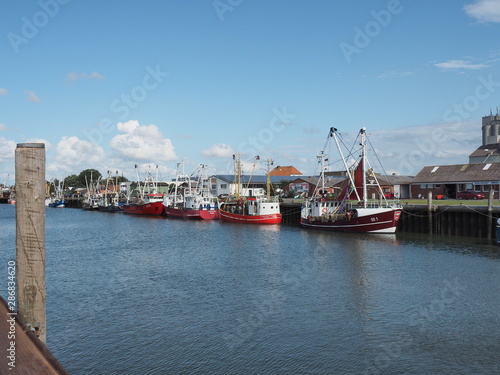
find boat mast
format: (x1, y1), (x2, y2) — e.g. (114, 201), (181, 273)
(135, 165), (144, 199)
(360, 127), (367, 208)
(104, 171), (110, 205)
(331, 128), (361, 201)
(235, 153), (241, 198)
(174, 162), (181, 204)
(115, 170), (119, 204)
(263, 158), (273, 201)
(154, 165), (159, 194)
(317, 151), (326, 195)
(197, 163), (208, 197)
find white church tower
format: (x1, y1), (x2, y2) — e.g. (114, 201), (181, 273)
(469, 108), (500, 163)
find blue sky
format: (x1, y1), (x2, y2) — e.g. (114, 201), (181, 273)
(1, 0), (500, 183)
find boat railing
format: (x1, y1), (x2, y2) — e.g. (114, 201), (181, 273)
(362, 200), (402, 209)
(305, 198), (401, 210)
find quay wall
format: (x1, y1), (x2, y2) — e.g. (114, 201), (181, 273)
(280, 201), (500, 239)
(66, 198), (83, 208)
(399, 205), (500, 239)
(65, 198), (499, 239)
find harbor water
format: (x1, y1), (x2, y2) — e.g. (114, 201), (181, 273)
(1, 204), (500, 374)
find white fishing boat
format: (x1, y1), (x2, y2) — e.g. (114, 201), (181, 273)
(46, 179), (67, 208)
(300, 127), (402, 233)
(163, 163), (220, 220)
(98, 171), (123, 213)
(219, 155), (282, 224)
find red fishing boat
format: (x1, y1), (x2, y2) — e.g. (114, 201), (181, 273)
(219, 155), (282, 225)
(123, 193), (165, 215)
(123, 166), (165, 215)
(164, 163), (220, 220)
(300, 127), (402, 233)
(219, 197), (281, 224)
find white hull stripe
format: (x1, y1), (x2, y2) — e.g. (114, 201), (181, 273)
(301, 220), (396, 232)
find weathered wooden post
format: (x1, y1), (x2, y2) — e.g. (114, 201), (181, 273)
(488, 189), (494, 239)
(15, 143), (46, 343)
(427, 192), (433, 234)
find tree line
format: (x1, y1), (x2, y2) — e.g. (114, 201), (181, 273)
(51, 169), (129, 190)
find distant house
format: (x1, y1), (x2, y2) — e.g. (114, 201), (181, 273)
(410, 112), (500, 199)
(269, 166), (302, 177)
(209, 175), (285, 197)
(284, 176), (346, 198)
(284, 177), (319, 197)
(284, 173), (413, 199)
(468, 112), (500, 164)
(468, 144), (500, 164)
(410, 163), (500, 199)
(375, 174), (414, 199)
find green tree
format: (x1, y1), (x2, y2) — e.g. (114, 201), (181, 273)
(115, 175), (129, 184)
(63, 174), (80, 188)
(78, 169), (102, 187)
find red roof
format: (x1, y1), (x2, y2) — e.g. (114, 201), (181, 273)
(269, 166), (302, 176)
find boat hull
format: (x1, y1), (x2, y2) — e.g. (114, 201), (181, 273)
(48, 200), (66, 208)
(82, 205), (99, 211)
(165, 207), (220, 220)
(123, 201), (164, 215)
(300, 208), (401, 233)
(98, 205), (123, 213)
(220, 210), (282, 224)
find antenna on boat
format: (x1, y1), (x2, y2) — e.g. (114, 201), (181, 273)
(360, 127), (367, 208)
(235, 153), (242, 198)
(263, 157), (274, 201)
(330, 128), (361, 201)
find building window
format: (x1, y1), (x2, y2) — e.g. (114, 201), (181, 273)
(220, 184), (227, 189)
(420, 184), (427, 189)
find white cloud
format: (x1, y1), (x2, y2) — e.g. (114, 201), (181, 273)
(25, 90), (40, 103)
(464, 0), (500, 22)
(109, 120), (177, 162)
(0, 137), (16, 163)
(434, 59), (487, 70)
(286, 122), (480, 176)
(24, 138), (51, 150)
(366, 121), (480, 175)
(0, 123), (6, 131)
(52, 136), (105, 173)
(201, 143), (233, 158)
(66, 71), (105, 83)
(0, 88), (8, 96)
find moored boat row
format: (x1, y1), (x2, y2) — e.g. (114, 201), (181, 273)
(42, 127), (402, 233)
(120, 157), (283, 225)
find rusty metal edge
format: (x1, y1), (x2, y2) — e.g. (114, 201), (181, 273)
(0, 296), (71, 375)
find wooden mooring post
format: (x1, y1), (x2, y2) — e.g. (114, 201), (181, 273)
(488, 189), (494, 240)
(15, 143), (46, 343)
(427, 192), (433, 235)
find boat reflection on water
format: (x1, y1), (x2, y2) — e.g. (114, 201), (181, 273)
(2, 206), (500, 375)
